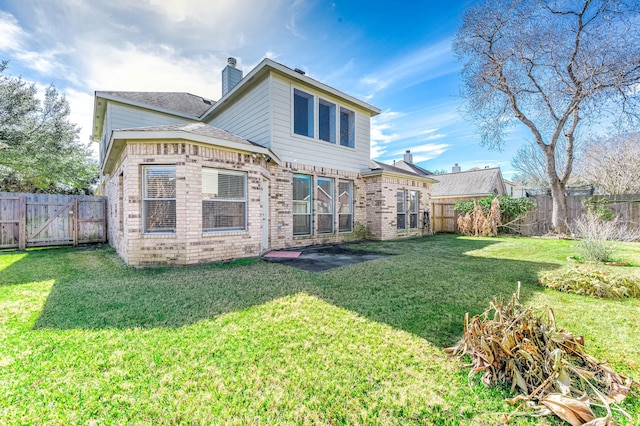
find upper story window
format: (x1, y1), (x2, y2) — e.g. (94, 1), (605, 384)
(340, 107), (355, 148)
(142, 165), (176, 233)
(318, 99), (336, 143)
(294, 89), (314, 138)
(292, 87), (356, 149)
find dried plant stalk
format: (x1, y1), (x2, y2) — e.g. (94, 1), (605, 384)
(446, 284), (637, 424)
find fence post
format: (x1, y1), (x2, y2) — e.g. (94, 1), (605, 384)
(73, 198), (79, 246)
(102, 198), (107, 243)
(18, 196), (26, 250)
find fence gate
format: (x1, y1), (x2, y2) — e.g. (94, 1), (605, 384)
(0, 193), (107, 250)
(432, 202), (458, 233)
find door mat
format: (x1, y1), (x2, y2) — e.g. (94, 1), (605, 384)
(263, 251), (302, 258)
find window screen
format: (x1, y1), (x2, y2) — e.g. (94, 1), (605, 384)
(143, 165), (176, 233)
(338, 180), (353, 233)
(317, 177), (334, 234)
(293, 174), (312, 235)
(293, 89), (314, 138)
(202, 168), (247, 231)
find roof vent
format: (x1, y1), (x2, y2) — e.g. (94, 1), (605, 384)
(294, 68), (306, 75)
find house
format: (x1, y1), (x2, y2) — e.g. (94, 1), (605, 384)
(430, 165), (506, 202)
(504, 179), (525, 198)
(93, 58), (437, 266)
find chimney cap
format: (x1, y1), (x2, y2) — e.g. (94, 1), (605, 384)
(294, 68), (306, 75)
(227, 57), (237, 67)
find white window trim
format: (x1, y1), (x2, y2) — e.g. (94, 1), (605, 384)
(317, 177), (335, 234)
(338, 180), (354, 233)
(397, 190), (407, 231)
(293, 174), (313, 236)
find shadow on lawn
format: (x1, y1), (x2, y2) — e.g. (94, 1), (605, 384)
(4, 236), (560, 348)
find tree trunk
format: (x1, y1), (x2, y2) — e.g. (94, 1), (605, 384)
(549, 179), (569, 234)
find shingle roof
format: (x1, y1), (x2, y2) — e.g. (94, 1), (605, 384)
(431, 168), (505, 198)
(120, 122), (258, 147)
(101, 91), (215, 117)
(369, 160), (426, 178)
(393, 160), (433, 176)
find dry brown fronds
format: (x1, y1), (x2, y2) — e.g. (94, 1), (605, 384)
(457, 212), (473, 235)
(540, 266), (640, 299)
(446, 284), (637, 425)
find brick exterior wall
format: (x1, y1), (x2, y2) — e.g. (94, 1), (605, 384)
(364, 174), (433, 240)
(102, 141), (433, 266)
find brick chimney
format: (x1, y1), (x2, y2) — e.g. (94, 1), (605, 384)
(403, 150), (413, 164)
(222, 57), (243, 96)
(452, 163), (461, 173)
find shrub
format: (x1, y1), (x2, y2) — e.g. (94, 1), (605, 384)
(457, 198), (501, 236)
(446, 285), (636, 424)
(454, 196), (533, 234)
(571, 210), (640, 262)
(540, 266), (640, 299)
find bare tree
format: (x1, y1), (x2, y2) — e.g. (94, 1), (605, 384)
(511, 139), (582, 188)
(579, 132), (640, 194)
(454, 0), (640, 233)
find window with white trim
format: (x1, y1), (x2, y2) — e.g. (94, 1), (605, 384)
(293, 174), (312, 235)
(142, 165), (176, 233)
(318, 98), (336, 143)
(397, 190), (406, 230)
(293, 89), (314, 138)
(409, 190), (419, 229)
(202, 168), (247, 231)
(338, 180), (353, 233)
(317, 177), (334, 234)
(339, 107), (355, 148)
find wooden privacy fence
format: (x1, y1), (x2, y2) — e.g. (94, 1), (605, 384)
(0, 192), (107, 250)
(432, 202), (458, 233)
(520, 194), (640, 236)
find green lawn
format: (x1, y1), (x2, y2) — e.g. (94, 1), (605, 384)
(1, 235), (639, 424)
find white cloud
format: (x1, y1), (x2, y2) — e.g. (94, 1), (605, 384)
(359, 38), (457, 97)
(0, 11), (25, 51)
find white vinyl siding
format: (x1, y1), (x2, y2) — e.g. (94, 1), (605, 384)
(109, 103), (193, 131)
(208, 77), (271, 147)
(202, 168), (247, 232)
(271, 74), (371, 171)
(142, 165), (176, 233)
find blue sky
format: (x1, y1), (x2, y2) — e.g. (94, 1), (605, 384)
(0, 0), (527, 177)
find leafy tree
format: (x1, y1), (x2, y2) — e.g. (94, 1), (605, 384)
(454, 0), (640, 233)
(0, 61), (98, 194)
(578, 132), (640, 194)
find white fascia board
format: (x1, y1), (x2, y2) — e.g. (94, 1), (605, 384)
(109, 129), (282, 164)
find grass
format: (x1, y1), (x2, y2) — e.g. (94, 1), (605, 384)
(1, 235), (639, 424)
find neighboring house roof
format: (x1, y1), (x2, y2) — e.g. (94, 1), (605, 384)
(431, 167), (505, 198)
(362, 160), (439, 183)
(97, 91), (215, 118)
(101, 122), (281, 173)
(393, 160), (433, 176)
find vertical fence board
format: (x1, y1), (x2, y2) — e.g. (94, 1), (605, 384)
(0, 192), (107, 249)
